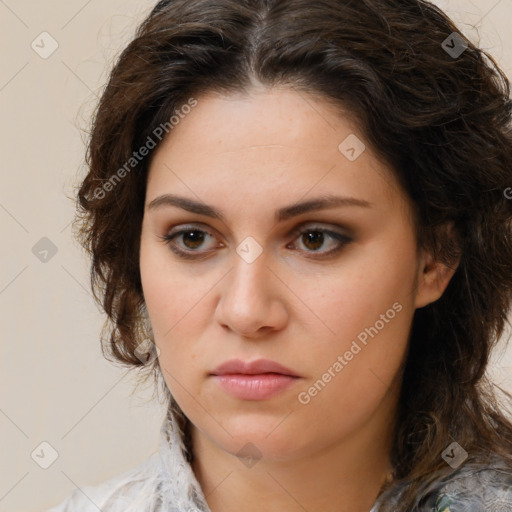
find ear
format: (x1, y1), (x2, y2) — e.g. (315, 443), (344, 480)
(414, 223), (461, 309)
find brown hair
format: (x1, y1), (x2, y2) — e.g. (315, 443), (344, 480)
(74, 0), (512, 509)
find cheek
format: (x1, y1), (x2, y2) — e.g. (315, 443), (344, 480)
(293, 243), (416, 401)
(301, 247), (416, 350)
(299, 280), (411, 392)
(142, 271), (206, 406)
(294, 283), (412, 444)
(140, 236), (205, 333)
(139, 242), (200, 372)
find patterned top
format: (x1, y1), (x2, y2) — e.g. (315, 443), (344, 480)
(47, 409), (512, 512)
(371, 457), (512, 511)
(430, 467), (512, 511)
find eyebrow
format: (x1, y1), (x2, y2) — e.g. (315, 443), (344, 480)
(147, 193), (372, 222)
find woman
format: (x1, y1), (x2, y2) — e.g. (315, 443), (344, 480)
(48, 0), (512, 510)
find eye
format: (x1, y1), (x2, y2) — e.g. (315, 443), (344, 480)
(286, 225), (352, 257)
(159, 226), (220, 259)
(159, 224), (352, 259)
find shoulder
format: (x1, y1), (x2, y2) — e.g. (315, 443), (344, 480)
(372, 455), (512, 511)
(46, 453), (162, 512)
(430, 463), (512, 512)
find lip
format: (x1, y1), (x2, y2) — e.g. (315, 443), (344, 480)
(210, 358), (301, 400)
(211, 358), (300, 377)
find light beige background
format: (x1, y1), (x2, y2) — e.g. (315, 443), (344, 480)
(1, 1), (511, 511)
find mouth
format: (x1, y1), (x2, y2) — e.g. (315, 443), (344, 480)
(210, 358), (301, 401)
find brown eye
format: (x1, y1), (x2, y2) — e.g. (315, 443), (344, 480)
(159, 226), (219, 259)
(289, 226), (352, 257)
(180, 230), (207, 250)
(159, 224), (351, 260)
(301, 231), (325, 251)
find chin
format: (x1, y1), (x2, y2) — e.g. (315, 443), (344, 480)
(198, 412), (309, 462)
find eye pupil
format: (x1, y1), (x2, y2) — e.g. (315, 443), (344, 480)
(183, 230), (205, 249)
(303, 231), (324, 251)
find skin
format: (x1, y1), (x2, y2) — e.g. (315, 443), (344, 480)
(139, 85), (458, 512)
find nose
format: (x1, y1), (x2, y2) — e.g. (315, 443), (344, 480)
(214, 248), (289, 339)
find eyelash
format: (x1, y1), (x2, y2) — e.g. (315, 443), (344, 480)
(158, 224), (352, 260)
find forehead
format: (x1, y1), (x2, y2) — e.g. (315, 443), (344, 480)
(146, 87), (406, 217)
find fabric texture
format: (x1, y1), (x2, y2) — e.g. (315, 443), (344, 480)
(371, 455), (512, 511)
(47, 408), (512, 512)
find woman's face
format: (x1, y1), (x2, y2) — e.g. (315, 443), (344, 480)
(139, 86), (451, 463)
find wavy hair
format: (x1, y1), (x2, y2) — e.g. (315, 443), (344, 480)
(74, 0), (512, 509)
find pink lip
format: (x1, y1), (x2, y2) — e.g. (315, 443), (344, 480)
(211, 358), (300, 377)
(210, 359), (301, 400)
